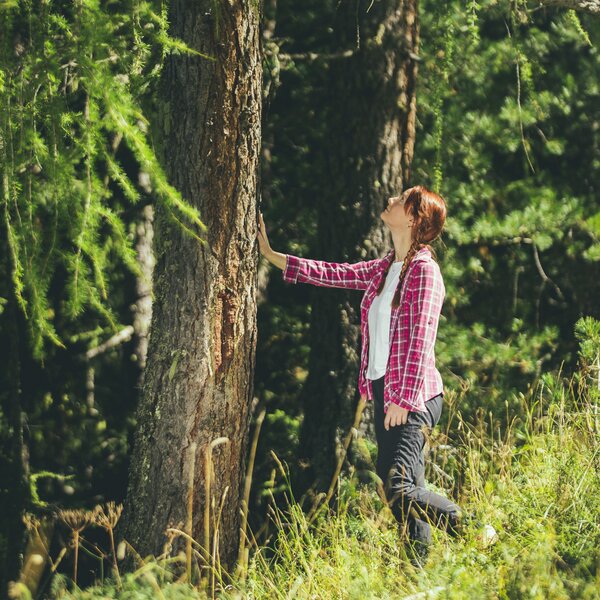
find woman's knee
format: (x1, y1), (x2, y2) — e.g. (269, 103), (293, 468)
(389, 472), (417, 499)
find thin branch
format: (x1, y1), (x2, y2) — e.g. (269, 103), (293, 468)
(85, 325), (134, 360)
(278, 48), (421, 64)
(532, 243), (565, 301)
(504, 20), (536, 175)
(513, 265), (525, 313)
(536, 0), (600, 16)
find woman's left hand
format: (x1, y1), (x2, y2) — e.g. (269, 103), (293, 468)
(384, 403), (410, 429)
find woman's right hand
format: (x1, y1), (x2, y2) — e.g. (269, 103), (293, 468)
(257, 212), (273, 259)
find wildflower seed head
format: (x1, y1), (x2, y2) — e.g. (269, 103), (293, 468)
(94, 501), (123, 529)
(59, 508), (94, 532)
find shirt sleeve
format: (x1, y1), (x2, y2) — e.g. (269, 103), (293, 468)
(282, 253), (381, 291)
(387, 260), (445, 410)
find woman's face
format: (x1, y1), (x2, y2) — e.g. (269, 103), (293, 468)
(380, 191), (413, 230)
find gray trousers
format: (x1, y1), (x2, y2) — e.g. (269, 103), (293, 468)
(372, 375), (463, 549)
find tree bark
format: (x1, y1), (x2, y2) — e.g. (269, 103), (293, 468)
(292, 0), (420, 502)
(118, 0), (262, 579)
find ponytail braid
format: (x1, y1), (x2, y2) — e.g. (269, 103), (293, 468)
(375, 239), (424, 308)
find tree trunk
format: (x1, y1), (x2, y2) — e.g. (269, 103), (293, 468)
(118, 0), (262, 580)
(292, 0), (420, 502)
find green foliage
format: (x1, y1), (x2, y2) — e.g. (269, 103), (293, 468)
(573, 316), (600, 404)
(49, 564), (208, 599)
(30, 470), (74, 507)
(411, 0), (600, 417)
(0, 0), (210, 359)
(430, 0), (458, 193)
(566, 9), (593, 48)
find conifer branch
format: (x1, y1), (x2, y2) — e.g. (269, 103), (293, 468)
(537, 0), (600, 16)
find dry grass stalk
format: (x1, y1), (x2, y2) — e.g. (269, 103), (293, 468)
(58, 508), (96, 585)
(94, 501), (124, 588)
(202, 436), (229, 595)
(236, 405), (267, 580)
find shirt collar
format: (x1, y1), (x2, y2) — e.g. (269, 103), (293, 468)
(383, 245), (431, 268)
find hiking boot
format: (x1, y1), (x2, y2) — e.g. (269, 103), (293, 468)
(459, 513), (498, 547)
(475, 523), (498, 548)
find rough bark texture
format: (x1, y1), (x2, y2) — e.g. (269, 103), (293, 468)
(118, 0), (262, 577)
(292, 0), (420, 501)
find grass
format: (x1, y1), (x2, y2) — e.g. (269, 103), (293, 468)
(10, 360), (600, 599)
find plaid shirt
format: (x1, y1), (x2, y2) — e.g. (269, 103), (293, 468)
(282, 246), (445, 413)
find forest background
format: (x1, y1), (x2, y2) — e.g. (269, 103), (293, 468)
(1, 0), (599, 597)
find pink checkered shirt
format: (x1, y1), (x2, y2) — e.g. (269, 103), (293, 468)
(282, 246), (445, 413)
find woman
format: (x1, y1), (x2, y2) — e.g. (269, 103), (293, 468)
(257, 186), (482, 565)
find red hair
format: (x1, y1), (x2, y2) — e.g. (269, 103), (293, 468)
(376, 185), (447, 308)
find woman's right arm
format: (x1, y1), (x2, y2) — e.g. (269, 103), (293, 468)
(280, 254), (380, 291)
(258, 213), (380, 291)
(263, 250), (287, 270)
(258, 213), (287, 269)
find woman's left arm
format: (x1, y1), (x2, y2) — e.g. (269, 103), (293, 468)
(388, 260), (445, 411)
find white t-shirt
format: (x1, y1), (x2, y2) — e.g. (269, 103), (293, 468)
(366, 261), (403, 380)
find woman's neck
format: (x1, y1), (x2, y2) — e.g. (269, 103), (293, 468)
(390, 230), (413, 262)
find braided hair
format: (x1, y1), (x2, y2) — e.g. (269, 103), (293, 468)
(376, 186), (446, 308)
